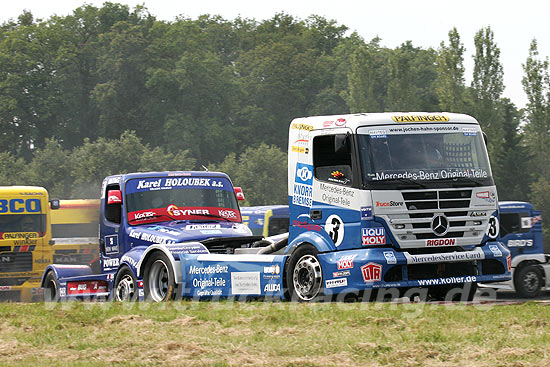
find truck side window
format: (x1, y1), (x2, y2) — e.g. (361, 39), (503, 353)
(105, 184), (121, 224)
(313, 134), (353, 186)
(500, 212), (530, 236)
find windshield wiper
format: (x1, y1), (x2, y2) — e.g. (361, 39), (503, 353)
(128, 214), (177, 224)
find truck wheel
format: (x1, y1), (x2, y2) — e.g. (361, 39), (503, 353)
(514, 265), (542, 298)
(114, 266), (138, 302)
(428, 282), (477, 302)
(43, 271), (60, 302)
(143, 252), (176, 302)
(286, 245), (324, 302)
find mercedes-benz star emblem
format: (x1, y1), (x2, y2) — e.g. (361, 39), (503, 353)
(431, 214), (450, 237)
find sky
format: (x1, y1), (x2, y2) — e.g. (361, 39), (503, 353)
(2, 0), (549, 109)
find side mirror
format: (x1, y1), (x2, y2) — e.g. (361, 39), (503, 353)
(50, 199), (60, 210)
(107, 190), (122, 204)
(234, 187), (245, 201)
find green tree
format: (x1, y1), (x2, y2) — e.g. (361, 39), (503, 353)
(70, 131), (196, 198)
(436, 28), (466, 112)
(0, 152), (27, 185)
(209, 144), (287, 206)
(25, 139), (73, 198)
(522, 39), (550, 181)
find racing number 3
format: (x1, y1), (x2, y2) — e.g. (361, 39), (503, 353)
(487, 216), (499, 239)
(325, 214), (344, 247)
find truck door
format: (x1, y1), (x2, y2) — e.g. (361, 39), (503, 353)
(309, 131), (363, 250)
(100, 181), (123, 273)
(500, 209), (538, 256)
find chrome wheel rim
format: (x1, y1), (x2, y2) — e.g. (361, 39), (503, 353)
(293, 254), (322, 301)
(115, 274), (135, 301)
(149, 260), (170, 302)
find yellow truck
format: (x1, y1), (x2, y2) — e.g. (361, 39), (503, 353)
(0, 186), (57, 301)
(0, 186), (99, 301)
(50, 199), (100, 272)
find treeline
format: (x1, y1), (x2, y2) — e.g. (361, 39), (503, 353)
(1, 3), (550, 241)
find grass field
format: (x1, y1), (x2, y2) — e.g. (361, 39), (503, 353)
(0, 300), (549, 366)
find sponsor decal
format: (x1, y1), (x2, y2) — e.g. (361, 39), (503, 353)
(318, 183), (354, 207)
(373, 168), (488, 181)
(0, 198), (41, 214)
(362, 228), (386, 245)
(426, 238), (456, 247)
(405, 249), (484, 264)
(488, 244), (503, 257)
(360, 206), (373, 220)
(103, 258), (119, 268)
(200, 230), (222, 235)
(335, 118), (347, 126)
(128, 229), (176, 244)
(383, 251), (397, 265)
(231, 272), (261, 295)
(476, 190), (496, 204)
(293, 220), (322, 232)
(369, 129), (387, 138)
(264, 283), (281, 292)
(1, 232), (38, 240)
(34, 258), (50, 264)
(218, 209), (237, 219)
(0, 286), (12, 291)
(263, 265), (281, 275)
(375, 201), (404, 208)
(328, 171), (350, 185)
(470, 211), (486, 217)
(121, 255), (138, 268)
(59, 287), (66, 297)
(104, 235), (119, 255)
(189, 264), (229, 275)
(332, 270), (351, 278)
(291, 123), (314, 131)
(133, 211), (155, 220)
(185, 224), (221, 230)
(337, 255), (356, 270)
(67, 281), (108, 295)
(391, 115), (449, 123)
(192, 277), (226, 289)
(325, 214), (344, 247)
(321, 118), (346, 128)
(507, 239), (533, 247)
(107, 191), (122, 204)
(291, 146), (309, 154)
(326, 278), (348, 289)
(361, 263), (382, 282)
(293, 163), (313, 208)
(463, 127), (478, 136)
(507, 255), (512, 272)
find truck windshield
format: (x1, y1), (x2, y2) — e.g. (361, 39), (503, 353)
(125, 177), (241, 223)
(357, 127), (493, 188)
(0, 214), (46, 235)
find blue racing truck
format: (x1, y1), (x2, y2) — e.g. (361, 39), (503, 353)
(42, 112), (512, 302)
(481, 201), (549, 298)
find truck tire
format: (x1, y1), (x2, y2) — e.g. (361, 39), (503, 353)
(114, 266), (138, 302)
(43, 271), (60, 302)
(514, 265), (542, 298)
(143, 252), (176, 302)
(286, 244), (324, 302)
(428, 282), (477, 302)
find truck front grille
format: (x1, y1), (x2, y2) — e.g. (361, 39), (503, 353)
(0, 252), (32, 273)
(380, 189), (491, 248)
